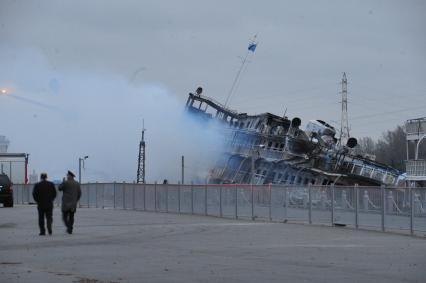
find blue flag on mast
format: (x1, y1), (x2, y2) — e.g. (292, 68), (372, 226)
(248, 43), (257, 52)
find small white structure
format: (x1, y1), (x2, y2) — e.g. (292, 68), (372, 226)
(0, 153), (29, 184)
(0, 136), (9, 153)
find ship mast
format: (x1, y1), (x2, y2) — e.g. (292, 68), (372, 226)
(224, 35), (258, 107)
(339, 72), (350, 145)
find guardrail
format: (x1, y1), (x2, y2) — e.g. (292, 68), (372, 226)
(11, 183), (426, 236)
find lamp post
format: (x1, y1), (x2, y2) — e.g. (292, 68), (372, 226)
(78, 155), (89, 184)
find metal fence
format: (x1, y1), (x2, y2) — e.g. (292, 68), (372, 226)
(11, 183), (426, 236)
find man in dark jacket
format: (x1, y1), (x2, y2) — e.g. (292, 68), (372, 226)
(32, 173), (57, 236)
(58, 170), (81, 234)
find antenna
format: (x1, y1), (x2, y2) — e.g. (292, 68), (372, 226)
(224, 34), (258, 107)
(137, 119), (146, 183)
(339, 72), (350, 145)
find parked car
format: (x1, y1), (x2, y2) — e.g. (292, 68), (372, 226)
(0, 173), (13, 207)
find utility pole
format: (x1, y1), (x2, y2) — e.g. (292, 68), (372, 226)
(339, 72), (350, 145)
(137, 120), (146, 183)
(181, 155), (185, 185)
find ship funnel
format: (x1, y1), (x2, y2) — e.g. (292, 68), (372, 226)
(196, 87), (203, 95)
(346, 137), (358, 148)
(291, 117), (301, 128)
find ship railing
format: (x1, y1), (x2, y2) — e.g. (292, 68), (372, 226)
(346, 161), (401, 186)
(406, 160), (426, 180)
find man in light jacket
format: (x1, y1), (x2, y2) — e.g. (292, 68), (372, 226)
(58, 170), (81, 234)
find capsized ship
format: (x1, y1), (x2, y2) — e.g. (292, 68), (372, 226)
(185, 87), (405, 187)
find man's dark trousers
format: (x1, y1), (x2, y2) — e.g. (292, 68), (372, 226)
(38, 206), (53, 235)
(62, 210), (75, 233)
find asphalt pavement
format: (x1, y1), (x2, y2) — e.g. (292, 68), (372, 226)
(1, 206), (425, 283)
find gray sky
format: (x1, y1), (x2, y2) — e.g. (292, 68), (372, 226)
(0, 0), (425, 181)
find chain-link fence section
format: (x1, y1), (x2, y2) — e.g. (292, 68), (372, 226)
(12, 183), (426, 236)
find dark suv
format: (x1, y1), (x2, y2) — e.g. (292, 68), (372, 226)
(0, 173), (13, 207)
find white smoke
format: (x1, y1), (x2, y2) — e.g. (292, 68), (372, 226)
(0, 46), (224, 183)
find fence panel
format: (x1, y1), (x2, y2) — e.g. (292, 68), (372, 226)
(253, 185), (270, 220)
(357, 186), (383, 230)
(333, 186), (356, 226)
(206, 186), (220, 217)
(133, 184), (145, 210)
(144, 184), (156, 211)
(192, 185), (207, 215)
(236, 185), (253, 220)
(413, 188), (426, 233)
(286, 185), (309, 222)
(382, 188), (410, 232)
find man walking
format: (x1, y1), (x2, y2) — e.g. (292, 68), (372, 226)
(58, 171), (81, 234)
(32, 173), (57, 236)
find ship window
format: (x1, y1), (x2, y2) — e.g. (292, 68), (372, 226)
(255, 120), (262, 129)
(283, 174), (289, 181)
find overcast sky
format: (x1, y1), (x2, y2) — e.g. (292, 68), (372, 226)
(0, 0), (425, 181)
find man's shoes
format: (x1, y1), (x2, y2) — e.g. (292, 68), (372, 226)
(66, 228), (72, 234)
(48, 230), (52, 235)
(39, 232), (46, 236)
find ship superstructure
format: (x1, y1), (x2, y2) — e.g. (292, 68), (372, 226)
(185, 87), (404, 187)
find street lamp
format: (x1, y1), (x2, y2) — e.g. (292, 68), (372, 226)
(78, 155), (89, 184)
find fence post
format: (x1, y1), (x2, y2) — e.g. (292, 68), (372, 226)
(154, 181), (158, 212)
(410, 187), (414, 236)
(87, 183), (90, 208)
(166, 184), (169, 213)
(268, 183), (272, 222)
(235, 184), (238, 219)
(122, 182), (126, 209)
(113, 182), (116, 209)
(178, 183), (181, 213)
(205, 182), (208, 216)
(284, 186), (288, 221)
(331, 185), (335, 226)
(251, 184), (254, 221)
(102, 183), (105, 209)
(219, 185), (223, 218)
(381, 185), (385, 232)
(355, 184), (359, 229)
(132, 183), (136, 210)
(95, 182), (98, 208)
(308, 184), (312, 224)
(143, 183), (146, 211)
(191, 182), (194, 215)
